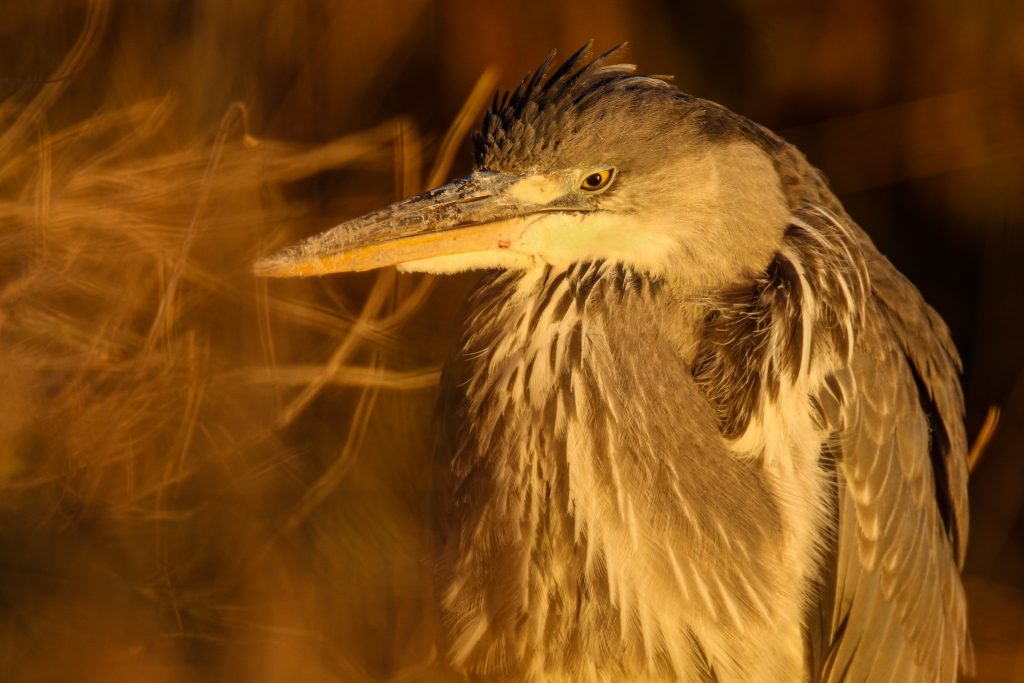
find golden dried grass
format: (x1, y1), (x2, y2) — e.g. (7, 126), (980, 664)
(3, 1), (1023, 680)
(0, 2), (497, 679)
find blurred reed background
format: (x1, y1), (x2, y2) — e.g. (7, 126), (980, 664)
(0, 1), (1021, 680)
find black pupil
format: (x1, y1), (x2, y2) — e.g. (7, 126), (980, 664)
(586, 173), (603, 187)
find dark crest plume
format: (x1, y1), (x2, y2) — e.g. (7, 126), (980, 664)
(472, 42), (669, 170)
(472, 41), (788, 171)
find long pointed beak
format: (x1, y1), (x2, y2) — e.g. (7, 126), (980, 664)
(253, 171), (582, 277)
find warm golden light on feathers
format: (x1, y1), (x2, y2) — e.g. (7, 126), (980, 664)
(256, 45), (973, 681)
(4, 3), (1023, 682)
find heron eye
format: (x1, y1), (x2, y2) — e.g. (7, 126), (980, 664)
(580, 168), (614, 192)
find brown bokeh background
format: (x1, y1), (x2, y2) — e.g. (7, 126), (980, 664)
(1, 1), (1022, 680)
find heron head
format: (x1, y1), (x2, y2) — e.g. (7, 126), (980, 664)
(254, 44), (791, 292)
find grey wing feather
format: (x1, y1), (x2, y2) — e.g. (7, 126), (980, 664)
(867, 252), (970, 564)
(817, 247), (971, 682)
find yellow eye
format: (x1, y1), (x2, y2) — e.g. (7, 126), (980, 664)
(580, 168), (614, 192)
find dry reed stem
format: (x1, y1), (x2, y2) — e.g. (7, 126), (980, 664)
(265, 65), (501, 430)
(0, 25), (506, 682)
(144, 102), (252, 354)
(0, 0), (110, 164)
(272, 269), (396, 429)
(241, 365), (442, 390)
(968, 405), (1001, 472)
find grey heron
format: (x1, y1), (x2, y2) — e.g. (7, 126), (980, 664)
(255, 44), (971, 682)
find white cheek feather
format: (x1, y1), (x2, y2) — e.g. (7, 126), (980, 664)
(516, 212), (679, 273)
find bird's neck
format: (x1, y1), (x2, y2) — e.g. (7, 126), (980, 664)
(439, 261), (759, 676)
(457, 260), (680, 409)
(436, 205), (868, 678)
